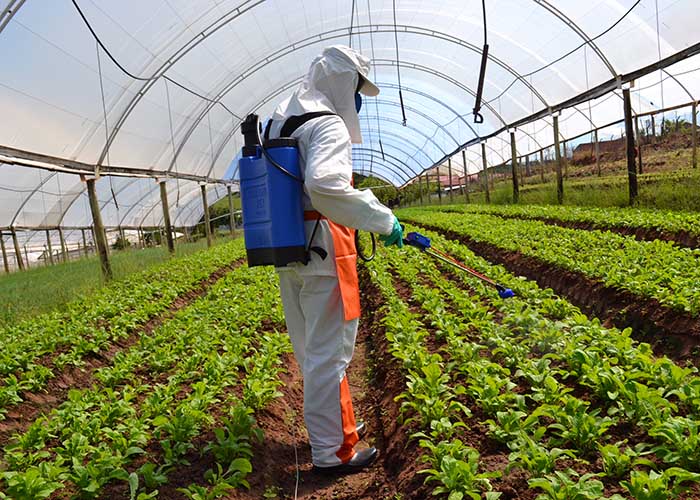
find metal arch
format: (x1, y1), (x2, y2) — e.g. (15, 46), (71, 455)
(359, 128), (434, 165)
(9, 170), (60, 227)
(351, 167), (398, 187)
(139, 183), (201, 228)
(531, 0), (617, 76)
(115, 180), (165, 228)
(209, 60), (516, 181)
(168, 186), (228, 228)
(372, 98), (462, 147)
(354, 138), (423, 178)
(352, 147), (417, 181)
(0, 0), (26, 36)
(165, 23), (556, 176)
(356, 132), (432, 171)
(351, 151), (412, 184)
(94, 1), (261, 169)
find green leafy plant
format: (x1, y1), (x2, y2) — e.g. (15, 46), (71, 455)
(528, 470), (605, 500)
(621, 468), (700, 499)
(598, 442), (654, 479)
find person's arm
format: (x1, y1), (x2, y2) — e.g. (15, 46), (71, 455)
(304, 116), (395, 235)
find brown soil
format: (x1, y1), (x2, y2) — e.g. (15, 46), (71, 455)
(0, 259), (244, 446)
(406, 221), (700, 361)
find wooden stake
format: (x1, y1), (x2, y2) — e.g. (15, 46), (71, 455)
(0, 231), (9, 273)
(10, 227), (24, 270)
(623, 88), (639, 205)
(436, 171), (442, 204)
(46, 229), (54, 265)
(447, 158), (454, 203)
(81, 228), (89, 257)
(692, 102), (697, 169)
(539, 150), (545, 183)
(58, 226), (68, 262)
(159, 180), (175, 254)
(227, 185), (235, 237)
(201, 184), (212, 248)
(481, 142), (491, 203)
(510, 131), (520, 204)
(87, 178), (113, 280)
(462, 150), (470, 204)
(23, 245), (30, 268)
(635, 116), (643, 175)
(553, 115), (564, 204)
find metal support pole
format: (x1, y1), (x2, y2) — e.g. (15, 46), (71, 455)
(510, 131), (520, 204)
(58, 226), (67, 262)
(481, 142), (491, 203)
(692, 102), (697, 169)
(81, 228), (89, 257)
(227, 185), (235, 236)
(159, 180), (175, 254)
(623, 88), (638, 205)
(635, 116), (643, 175)
(201, 184), (212, 248)
(87, 178), (113, 280)
(10, 227), (24, 270)
(553, 115), (564, 204)
(447, 158), (454, 203)
(45, 229), (54, 265)
(462, 150), (470, 204)
(0, 231), (9, 273)
(539, 150), (545, 183)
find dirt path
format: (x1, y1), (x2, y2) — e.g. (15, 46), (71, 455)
(229, 266), (427, 500)
(0, 259), (244, 445)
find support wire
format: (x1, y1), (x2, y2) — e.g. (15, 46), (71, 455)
(392, 0), (407, 126)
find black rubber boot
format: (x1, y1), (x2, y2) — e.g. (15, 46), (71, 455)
(312, 447), (378, 475)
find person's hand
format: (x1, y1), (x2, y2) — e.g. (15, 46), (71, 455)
(379, 216), (404, 248)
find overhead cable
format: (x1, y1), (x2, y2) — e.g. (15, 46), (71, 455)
(392, 0), (407, 126)
(472, 0), (488, 124)
(71, 0), (241, 120)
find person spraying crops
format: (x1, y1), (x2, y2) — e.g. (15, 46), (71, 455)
(238, 45), (403, 474)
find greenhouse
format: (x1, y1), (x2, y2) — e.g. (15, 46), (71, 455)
(1, 0), (700, 498)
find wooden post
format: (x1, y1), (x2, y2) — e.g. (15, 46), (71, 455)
(447, 158), (454, 203)
(651, 115), (656, 138)
(81, 228), (89, 257)
(510, 131), (520, 204)
(23, 245), (30, 268)
(594, 129), (601, 176)
(58, 226), (68, 262)
(10, 227), (24, 270)
(635, 116), (643, 175)
(45, 229), (55, 265)
(623, 88), (638, 205)
(692, 102), (697, 169)
(0, 231), (9, 273)
(86, 178), (113, 280)
(159, 180), (175, 254)
(539, 150), (545, 183)
(227, 185), (235, 236)
(462, 150), (470, 204)
(553, 115), (564, 204)
(480, 142), (491, 203)
(436, 172), (442, 204)
(418, 174), (424, 205)
(201, 184), (212, 248)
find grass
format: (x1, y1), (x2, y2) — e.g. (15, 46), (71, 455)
(0, 235), (237, 328)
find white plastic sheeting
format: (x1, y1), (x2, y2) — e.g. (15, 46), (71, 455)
(0, 0), (699, 236)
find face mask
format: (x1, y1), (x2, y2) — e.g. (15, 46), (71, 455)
(355, 92), (363, 113)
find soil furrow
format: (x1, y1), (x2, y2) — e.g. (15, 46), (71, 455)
(0, 259), (244, 445)
(405, 220), (700, 361)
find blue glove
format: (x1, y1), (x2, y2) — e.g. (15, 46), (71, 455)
(379, 216), (404, 248)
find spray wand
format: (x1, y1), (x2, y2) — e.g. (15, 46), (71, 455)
(402, 231), (514, 299)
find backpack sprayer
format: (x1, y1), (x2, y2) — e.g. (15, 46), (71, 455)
(403, 230), (514, 299)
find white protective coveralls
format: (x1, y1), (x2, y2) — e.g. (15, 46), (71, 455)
(267, 45), (395, 467)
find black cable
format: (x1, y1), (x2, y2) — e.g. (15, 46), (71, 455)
(355, 230), (376, 262)
(487, 0), (642, 105)
(349, 0), (356, 47)
(254, 117), (303, 183)
(472, 0), (488, 124)
(392, 0), (407, 126)
(71, 0), (242, 120)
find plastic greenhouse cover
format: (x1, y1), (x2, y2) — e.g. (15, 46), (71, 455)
(0, 0), (699, 230)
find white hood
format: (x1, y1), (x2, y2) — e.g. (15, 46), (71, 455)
(271, 45), (380, 144)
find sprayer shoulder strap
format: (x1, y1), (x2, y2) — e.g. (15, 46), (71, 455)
(264, 111), (337, 140)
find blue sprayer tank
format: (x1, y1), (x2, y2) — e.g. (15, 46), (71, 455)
(238, 114), (307, 267)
